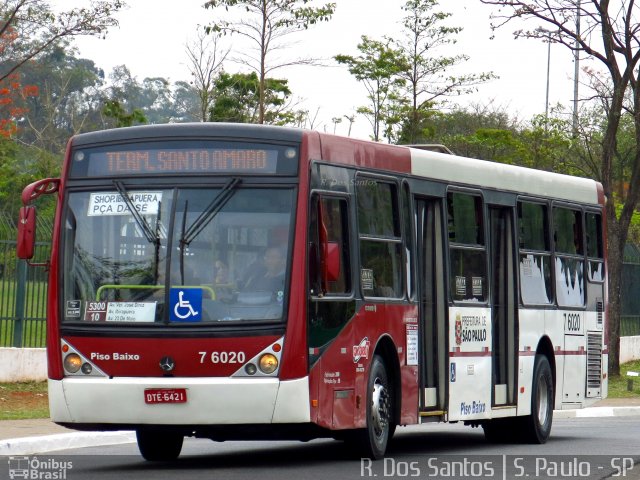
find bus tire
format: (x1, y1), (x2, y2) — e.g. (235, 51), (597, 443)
(136, 429), (183, 461)
(348, 355), (394, 459)
(521, 354), (554, 444)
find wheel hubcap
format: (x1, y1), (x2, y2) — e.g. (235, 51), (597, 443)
(537, 374), (549, 426)
(371, 377), (390, 438)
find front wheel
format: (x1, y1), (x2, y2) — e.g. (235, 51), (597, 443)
(521, 354), (554, 444)
(136, 429), (183, 461)
(347, 355), (395, 459)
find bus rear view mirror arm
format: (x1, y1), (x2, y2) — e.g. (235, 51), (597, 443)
(21, 178), (60, 205)
(17, 178), (60, 268)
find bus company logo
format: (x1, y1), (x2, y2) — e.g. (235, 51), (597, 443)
(455, 314), (462, 346)
(8, 456), (73, 479)
(353, 337), (370, 363)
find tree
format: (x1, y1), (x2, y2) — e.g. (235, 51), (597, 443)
(102, 99), (147, 128)
(172, 80), (202, 123)
(203, 0), (335, 124)
(0, 72), (37, 137)
(18, 44), (106, 153)
(209, 71), (294, 125)
(395, 0), (496, 144)
(0, 0), (124, 83)
(335, 36), (407, 142)
(102, 66), (182, 125)
(0, 23), (38, 138)
(185, 30), (229, 122)
(479, 0), (640, 376)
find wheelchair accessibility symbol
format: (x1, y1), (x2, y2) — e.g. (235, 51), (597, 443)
(170, 288), (202, 322)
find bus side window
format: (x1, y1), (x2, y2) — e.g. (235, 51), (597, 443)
(447, 192), (487, 302)
(356, 179), (403, 298)
(309, 195), (351, 296)
(586, 212), (604, 282)
(553, 206), (585, 307)
(518, 201), (553, 305)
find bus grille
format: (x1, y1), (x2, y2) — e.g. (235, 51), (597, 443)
(586, 332), (603, 397)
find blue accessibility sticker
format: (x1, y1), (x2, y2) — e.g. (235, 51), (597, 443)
(170, 288), (202, 322)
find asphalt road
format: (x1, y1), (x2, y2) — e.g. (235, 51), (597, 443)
(3, 417), (640, 480)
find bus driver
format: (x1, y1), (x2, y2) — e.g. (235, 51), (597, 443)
(242, 246), (286, 293)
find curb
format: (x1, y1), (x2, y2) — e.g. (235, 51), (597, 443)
(0, 431), (136, 456)
(2, 406), (640, 455)
(553, 406), (640, 419)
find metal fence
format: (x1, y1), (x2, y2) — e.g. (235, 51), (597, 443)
(0, 211), (51, 348)
(622, 243), (640, 336)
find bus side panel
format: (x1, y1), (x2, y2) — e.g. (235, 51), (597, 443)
(350, 304), (419, 428)
(447, 307), (492, 422)
(308, 320), (356, 430)
(308, 303), (419, 430)
(517, 309), (547, 415)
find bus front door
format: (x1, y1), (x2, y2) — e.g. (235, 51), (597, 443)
(415, 198), (447, 414)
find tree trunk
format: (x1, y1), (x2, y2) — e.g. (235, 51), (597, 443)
(606, 218), (623, 377)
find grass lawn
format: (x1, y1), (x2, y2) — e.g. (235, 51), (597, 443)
(0, 382), (49, 420)
(607, 360), (640, 398)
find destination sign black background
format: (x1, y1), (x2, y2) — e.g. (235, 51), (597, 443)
(69, 140), (299, 177)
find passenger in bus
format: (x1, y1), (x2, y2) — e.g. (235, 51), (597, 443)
(211, 259), (233, 302)
(242, 246), (286, 292)
(213, 260), (230, 285)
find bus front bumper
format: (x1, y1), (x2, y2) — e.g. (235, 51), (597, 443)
(49, 376), (310, 426)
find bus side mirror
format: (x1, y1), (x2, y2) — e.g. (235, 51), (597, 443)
(322, 241), (341, 283)
(17, 206), (36, 260)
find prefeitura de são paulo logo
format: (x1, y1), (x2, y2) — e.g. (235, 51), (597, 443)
(455, 313), (462, 346)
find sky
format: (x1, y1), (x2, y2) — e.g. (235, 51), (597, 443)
(60, 0), (581, 140)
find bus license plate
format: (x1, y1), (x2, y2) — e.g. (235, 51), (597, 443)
(144, 388), (187, 404)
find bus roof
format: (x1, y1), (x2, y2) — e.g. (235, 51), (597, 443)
(409, 147), (600, 206)
(70, 123), (303, 147)
(69, 123), (601, 205)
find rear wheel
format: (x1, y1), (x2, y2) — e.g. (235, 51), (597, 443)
(347, 355), (395, 459)
(521, 354), (554, 444)
(136, 429), (184, 461)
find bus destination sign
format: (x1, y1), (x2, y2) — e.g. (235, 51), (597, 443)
(85, 148), (279, 175)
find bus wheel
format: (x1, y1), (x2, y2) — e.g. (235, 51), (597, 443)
(136, 429), (183, 461)
(349, 355), (394, 459)
(522, 354), (554, 444)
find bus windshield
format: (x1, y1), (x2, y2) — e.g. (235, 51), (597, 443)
(61, 186), (295, 325)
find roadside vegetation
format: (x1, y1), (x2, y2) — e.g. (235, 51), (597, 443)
(608, 360), (640, 399)
(0, 382), (48, 420)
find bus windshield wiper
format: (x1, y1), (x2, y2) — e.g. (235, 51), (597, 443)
(113, 181), (159, 245)
(180, 177), (241, 247)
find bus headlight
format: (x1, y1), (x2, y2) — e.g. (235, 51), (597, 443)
(64, 353), (82, 373)
(258, 354), (278, 374)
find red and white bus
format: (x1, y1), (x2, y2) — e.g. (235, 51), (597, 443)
(17, 123), (607, 460)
